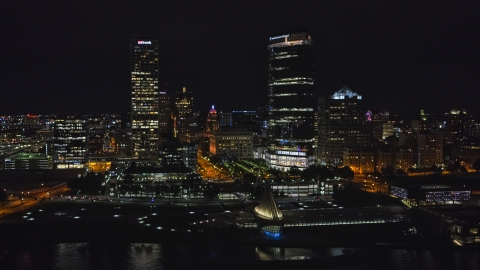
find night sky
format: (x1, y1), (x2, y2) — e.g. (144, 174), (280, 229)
(1, 1), (479, 116)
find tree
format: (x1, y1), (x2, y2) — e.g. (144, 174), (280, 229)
(68, 173), (103, 193)
(473, 158), (480, 172)
(266, 168), (282, 178)
(184, 173), (202, 184)
(0, 188), (8, 202)
(430, 165), (443, 175)
(288, 166), (301, 180)
(243, 173), (257, 182)
(338, 166), (355, 179)
(203, 183), (220, 199)
(381, 166), (395, 175)
(395, 168), (407, 177)
(301, 165), (334, 181)
(447, 161), (461, 173)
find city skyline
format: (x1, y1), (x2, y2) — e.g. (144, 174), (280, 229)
(0, 1), (479, 115)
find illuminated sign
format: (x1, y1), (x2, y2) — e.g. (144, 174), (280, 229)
(159, 92), (166, 94)
(269, 34), (289, 41)
(138, 40), (152, 45)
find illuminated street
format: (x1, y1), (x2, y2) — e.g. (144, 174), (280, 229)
(197, 155), (224, 180)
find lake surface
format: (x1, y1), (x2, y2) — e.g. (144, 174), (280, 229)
(2, 242), (480, 269)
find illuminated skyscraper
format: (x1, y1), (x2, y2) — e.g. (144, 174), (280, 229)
(317, 86), (370, 165)
(175, 87), (194, 138)
(158, 88), (170, 134)
(266, 29), (316, 171)
(206, 105), (219, 132)
(53, 116), (88, 169)
(130, 39), (162, 158)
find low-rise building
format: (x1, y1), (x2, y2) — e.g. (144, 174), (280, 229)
(343, 149), (375, 174)
(209, 128), (253, 159)
(4, 153), (50, 170)
(412, 206), (480, 246)
(390, 183), (471, 206)
(393, 148), (416, 171)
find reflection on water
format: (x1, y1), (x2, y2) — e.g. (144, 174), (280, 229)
(6, 243), (166, 270)
(128, 243), (164, 269)
(2, 242), (480, 270)
(255, 246), (350, 261)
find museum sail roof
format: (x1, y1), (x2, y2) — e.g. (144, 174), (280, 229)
(254, 185), (283, 220)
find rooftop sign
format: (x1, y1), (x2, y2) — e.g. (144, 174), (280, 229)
(269, 34), (289, 41)
(137, 40), (152, 45)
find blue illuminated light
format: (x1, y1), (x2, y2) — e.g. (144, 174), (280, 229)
(264, 231), (280, 237)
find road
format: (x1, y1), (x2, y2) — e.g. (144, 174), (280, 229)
(352, 177), (389, 194)
(0, 183), (68, 216)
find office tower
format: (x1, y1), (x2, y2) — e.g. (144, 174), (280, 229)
(232, 110), (256, 130)
(114, 129), (132, 155)
(130, 39), (161, 158)
(175, 87), (194, 138)
(445, 109), (476, 146)
(219, 112), (232, 127)
(417, 133), (443, 167)
(317, 86), (370, 165)
(53, 116), (88, 169)
(158, 88), (170, 134)
(365, 110), (394, 140)
(266, 29), (316, 171)
(158, 141), (198, 170)
(206, 105), (219, 132)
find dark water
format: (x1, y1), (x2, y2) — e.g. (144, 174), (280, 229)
(1, 242), (480, 270)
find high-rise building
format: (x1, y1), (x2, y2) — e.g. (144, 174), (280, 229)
(53, 116), (88, 169)
(445, 109), (476, 146)
(232, 110), (256, 130)
(206, 105), (219, 132)
(417, 133), (443, 167)
(266, 29), (316, 171)
(130, 39), (163, 158)
(317, 86), (371, 165)
(159, 89), (170, 134)
(219, 112), (232, 128)
(175, 87), (194, 138)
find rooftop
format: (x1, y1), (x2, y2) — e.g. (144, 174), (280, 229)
(6, 153), (48, 160)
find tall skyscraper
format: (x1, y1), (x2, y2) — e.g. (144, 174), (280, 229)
(130, 39), (164, 158)
(266, 29), (316, 171)
(317, 86), (370, 165)
(206, 105), (219, 132)
(175, 87), (194, 138)
(158, 88), (170, 134)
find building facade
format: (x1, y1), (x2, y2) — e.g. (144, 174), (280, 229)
(158, 141), (197, 170)
(130, 39), (162, 158)
(175, 87), (194, 139)
(206, 105), (219, 132)
(53, 116), (88, 169)
(343, 149), (375, 174)
(266, 29), (316, 171)
(417, 133), (443, 167)
(317, 86), (370, 165)
(209, 129), (253, 159)
(4, 153), (49, 170)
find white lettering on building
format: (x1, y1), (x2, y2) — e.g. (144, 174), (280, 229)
(269, 34), (289, 41)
